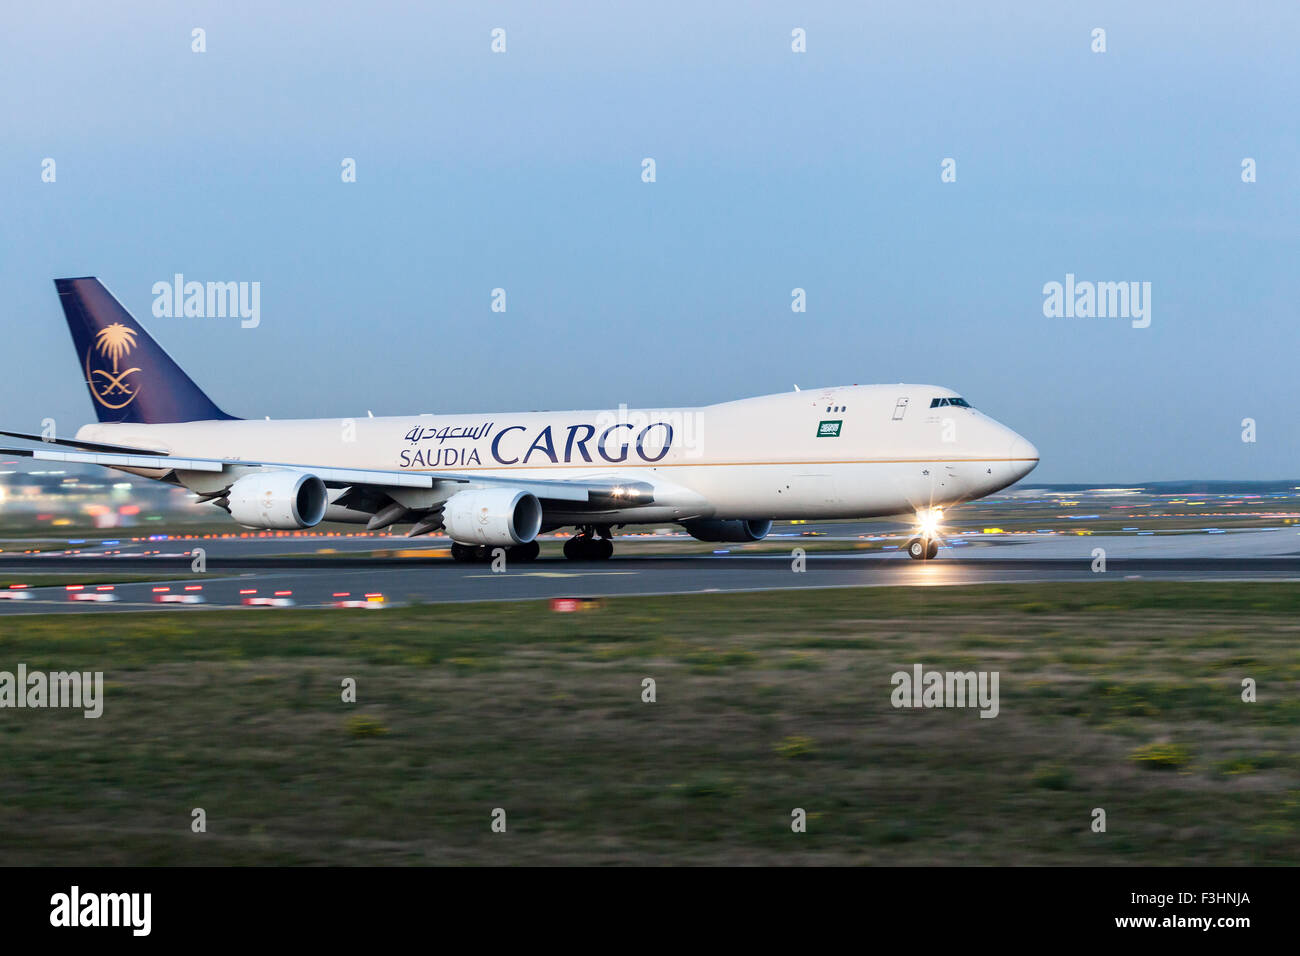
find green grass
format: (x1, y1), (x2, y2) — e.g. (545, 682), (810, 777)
(0, 582), (1296, 864)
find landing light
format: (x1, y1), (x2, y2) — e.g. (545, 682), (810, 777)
(917, 508), (944, 538)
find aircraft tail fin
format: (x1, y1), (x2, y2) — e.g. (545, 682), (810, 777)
(54, 277), (238, 424)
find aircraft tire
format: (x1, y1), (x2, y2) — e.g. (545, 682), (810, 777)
(509, 541), (541, 562)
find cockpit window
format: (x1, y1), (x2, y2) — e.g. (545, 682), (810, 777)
(929, 397), (972, 408)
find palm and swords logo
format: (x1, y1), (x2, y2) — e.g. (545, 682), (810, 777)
(85, 322), (143, 409)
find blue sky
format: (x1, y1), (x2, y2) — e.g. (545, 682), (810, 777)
(2, 1), (1297, 482)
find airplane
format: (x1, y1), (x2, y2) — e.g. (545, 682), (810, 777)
(0, 278), (1038, 562)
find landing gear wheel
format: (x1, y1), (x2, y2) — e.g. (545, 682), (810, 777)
(508, 540), (541, 562)
(563, 534), (614, 560)
(907, 538), (929, 560)
(925, 540), (939, 560)
(450, 543), (495, 563)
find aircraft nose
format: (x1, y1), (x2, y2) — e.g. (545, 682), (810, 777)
(1008, 434), (1039, 479)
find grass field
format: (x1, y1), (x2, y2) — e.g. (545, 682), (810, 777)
(0, 582), (1296, 865)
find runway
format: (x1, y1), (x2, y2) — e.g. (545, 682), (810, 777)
(0, 529), (1297, 614)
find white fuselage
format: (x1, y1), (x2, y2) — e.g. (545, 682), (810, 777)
(77, 384), (1038, 526)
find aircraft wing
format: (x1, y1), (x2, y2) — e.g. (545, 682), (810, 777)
(0, 443), (655, 507)
(0, 429), (170, 455)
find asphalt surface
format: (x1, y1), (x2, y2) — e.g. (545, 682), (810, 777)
(0, 529), (1297, 614)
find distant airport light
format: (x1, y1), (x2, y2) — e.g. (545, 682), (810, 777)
(334, 597), (384, 609)
(550, 597), (603, 613)
(70, 591), (118, 603)
(157, 593), (204, 604)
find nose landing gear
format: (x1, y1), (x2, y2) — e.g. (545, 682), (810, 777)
(906, 509), (944, 560)
(906, 537), (940, 560)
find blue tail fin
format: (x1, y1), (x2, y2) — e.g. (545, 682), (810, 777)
(55, 277), (237, 424)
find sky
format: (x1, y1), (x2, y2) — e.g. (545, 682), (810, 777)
(1, 1), (1297, 482)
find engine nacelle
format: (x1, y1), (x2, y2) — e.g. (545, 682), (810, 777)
(681, 518), (773, 543)
(227, 471), (328, 530)
(443, 488), (543, 546)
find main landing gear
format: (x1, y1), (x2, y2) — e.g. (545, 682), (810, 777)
(447, 526), (617, 562)
(563, 526), (614, 561)
(450, 541), (540, 563)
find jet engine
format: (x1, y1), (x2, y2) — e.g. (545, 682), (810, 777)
(442, 488), (543, 546)
(227, 471), (328, 530)
(680, 518), (773, 542)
